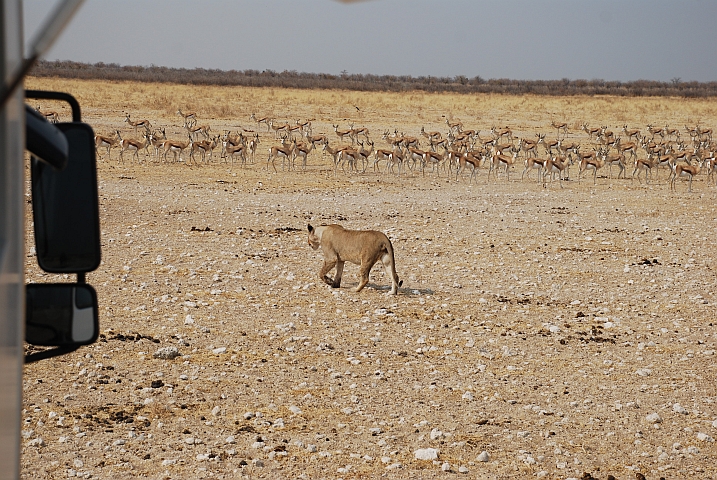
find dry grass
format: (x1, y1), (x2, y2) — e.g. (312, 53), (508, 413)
(27, 77), (717, 138)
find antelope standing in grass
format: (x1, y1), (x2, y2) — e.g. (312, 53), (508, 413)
(124, 113), (151, 135)
(551, 120), (569, 140)
(423, 149), (445, 177)
(333, 124), (353, 144)
(247, 133), (260, 163)
(542, 156), (570, 188)
(292, 141), (314, 171)
(421, 126), (442, 141)
(489, 147), (518, 181)
(160, 135), (191, 163)
(387, 146), (404, 175)
(250, 113), (272, 132)
(578, 151), (605, 184)
(521, 156), (546, 182)
(599, 149), (626, 179)
(455, 151), (482, 184)
(177, 109), (197, 128)
(36, 105), (59, 123)
(186, 123), (211, 141)
(622, 125), (641, 143)
(116, 130), (151, 164)
(373, 147), (393, 173)
(632, 156), (655, 184)
(669, 163), (700, 192)
(95, 131), (119, 160)
(446, 118), (462, 133)
(323, 141), (351, 175)
(267, 137), (295, 172)
(491, 125), (513, 143)
(706, 155), (717, 186)
(581, 123), (602, 141)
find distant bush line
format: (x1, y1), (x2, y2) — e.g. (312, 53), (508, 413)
(31, 60), (717, 98)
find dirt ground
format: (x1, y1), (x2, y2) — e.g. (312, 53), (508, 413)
(20, 78), (717, 479)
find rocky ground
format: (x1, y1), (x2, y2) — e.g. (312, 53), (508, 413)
(20, 80), (717, 479)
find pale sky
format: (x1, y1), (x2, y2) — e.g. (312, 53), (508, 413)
(23, 0), (717, 83)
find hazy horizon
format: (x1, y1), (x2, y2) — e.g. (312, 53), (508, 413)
(23, 0), (717, 84)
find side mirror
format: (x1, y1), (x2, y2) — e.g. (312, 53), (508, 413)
(25, 104), (68, 170)
(25, 284), (99, 362)
(31, 122), (101, 273)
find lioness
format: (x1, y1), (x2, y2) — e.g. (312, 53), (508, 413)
(307, 224), (402, 295)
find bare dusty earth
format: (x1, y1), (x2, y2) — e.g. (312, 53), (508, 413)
(20, 79), (717, 480)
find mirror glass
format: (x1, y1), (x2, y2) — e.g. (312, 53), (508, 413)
(26, 283), (99, 346)
(31, 122), (101, 273)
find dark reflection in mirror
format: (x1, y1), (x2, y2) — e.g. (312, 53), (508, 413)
(26, 284), (98, 346)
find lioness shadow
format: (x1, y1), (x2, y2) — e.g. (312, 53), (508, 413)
(358, 282), (434, 296)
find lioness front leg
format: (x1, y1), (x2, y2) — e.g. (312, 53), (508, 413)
(319, 260), (336, 286)
(332, 261), (345, 288)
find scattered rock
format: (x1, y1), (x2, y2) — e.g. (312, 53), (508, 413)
(153, 346), (180, 360)
(477, 451), (490, 462)
(414, 448), (439, 461)
(645, 413), (662, 424)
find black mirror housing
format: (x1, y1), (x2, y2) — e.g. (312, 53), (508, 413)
(25, 104), (68, 170)
(31, 122), (101, 273)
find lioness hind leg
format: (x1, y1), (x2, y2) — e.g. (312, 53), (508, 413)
(355, 262), (374, 292)
(319, 260), (337, 286)
(381, 253), (401, 295)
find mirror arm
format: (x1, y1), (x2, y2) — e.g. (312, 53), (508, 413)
(25, 90), (82, 122)
(24, 345), (81, 364)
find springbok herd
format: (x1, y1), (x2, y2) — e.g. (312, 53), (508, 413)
(90, 108), (717, 192)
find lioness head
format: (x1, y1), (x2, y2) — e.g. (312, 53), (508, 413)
(307, 224), (321, 250)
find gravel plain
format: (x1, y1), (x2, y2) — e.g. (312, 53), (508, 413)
(21, 79), (717, 479)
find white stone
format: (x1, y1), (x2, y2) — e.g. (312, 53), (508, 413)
(462, 391), (473, 401)
(386, 463), (402, 470)
(153, 346), (180, 360)
(673, 403), (688, 414)
(458, 466), (469, 474)
(430, 428), (443, 440)
(306, 444), (317, 452)
(212, 347), (226, 354)
(185, 437), (195, 444)
(645, 412), (663, 424)
(441, 462), (451, 472)
(477, 451), (490, 462)
(184, 315), (194, 325)
(381, 456), (391, 464)
(414, 448), (439, 461)
(28, 437), (44, 447)
(161, 459), (176, 466)
(636, 368), (652, 377)
(225, 435), (235, 444)
(289, 405), (302, 414)
(697, 432), (714, 442)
